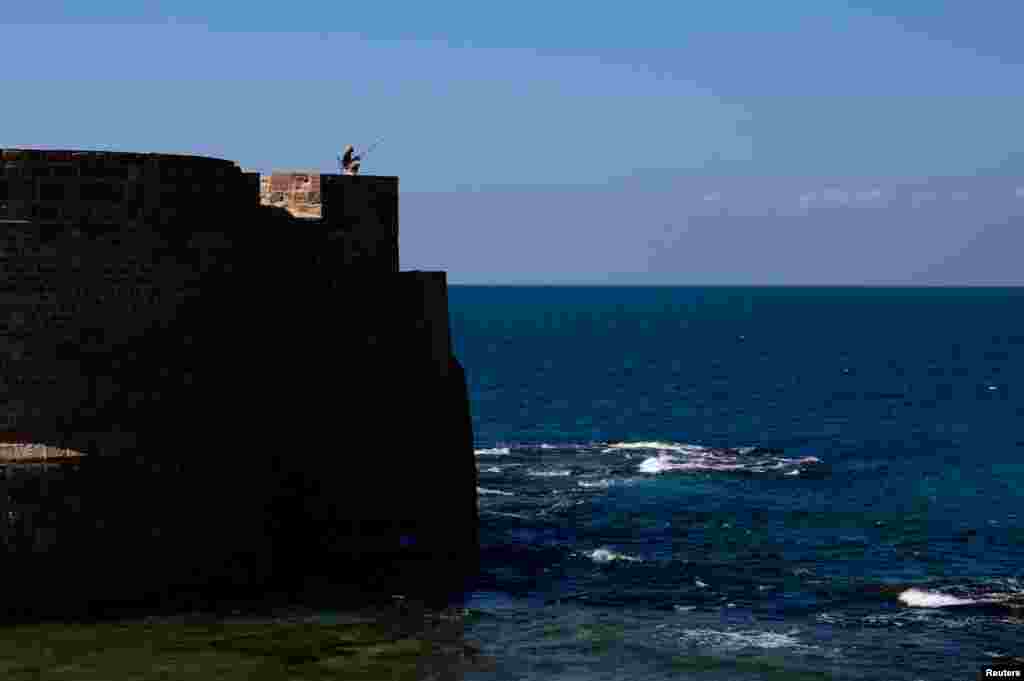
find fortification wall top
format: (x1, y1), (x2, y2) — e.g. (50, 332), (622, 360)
(0, 148), (252, 227)
(0, 149), (237, 168)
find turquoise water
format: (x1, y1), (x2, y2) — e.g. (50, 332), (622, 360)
(449, 286), (1024, 679)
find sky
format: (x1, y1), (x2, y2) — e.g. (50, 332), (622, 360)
(3, 1), (1023, 284)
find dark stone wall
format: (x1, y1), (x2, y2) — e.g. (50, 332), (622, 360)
(0, 152), (477, 619)
(0, 457), (274, 618)
(0, 149), (254, 229)
(320, 174), (399, 272)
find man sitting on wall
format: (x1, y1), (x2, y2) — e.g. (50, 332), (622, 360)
(339, 145), (361, 175)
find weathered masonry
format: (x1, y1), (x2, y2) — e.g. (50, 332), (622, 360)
(0, 148), (478, 618)
(0, 149), (259, 227)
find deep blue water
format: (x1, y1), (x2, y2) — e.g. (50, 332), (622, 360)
(449, 286), (1024, 680)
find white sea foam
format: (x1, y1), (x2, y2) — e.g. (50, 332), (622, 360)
(826, 606), (1018, 630)
(605, 441), (676, 451)
(578, 479), (611, 489)
(477, 487), (514, 496)
(898, 588), (976, 608)
(633, 444), (820, 475)
(480, 510), (527, 520)
(639, 454), (677, 474)
(586, 548), (642, 563)
(895, 580), (1024, 610)
(603, 441), (707, 454)
(480, 466), (503, 474)
(527, 469), (572, 477)
(673, 628), (805, 650)
(475, 447), (511, 456)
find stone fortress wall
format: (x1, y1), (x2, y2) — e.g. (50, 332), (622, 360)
(0, 149), (260, 228)
(261, 171), (321, 208)
(0, 148), (478, 618)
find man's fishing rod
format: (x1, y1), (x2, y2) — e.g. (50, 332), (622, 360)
(362, 137), (385, 156)
(337, 137), (385, 173)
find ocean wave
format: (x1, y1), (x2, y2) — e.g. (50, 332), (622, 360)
(819, 609), (993, 631)
(665, 627), (807, 651)
(480, 510), (527, 520)
(895, 581), (1024, 611)
(583, 547), (643, 563)
(899, 588), (977, 608)
(479, 442), (594, 454)
(476, 439), (821, 483)
(631, 444), (819, 475)
(577, 479), (612, 489)
(528, 443), (592, 451)
(815, 580), (1024, 630)
(475, 447), (511, 456)
(817, 610), (938, 628)
(603, 441), (708, 454)
(526, 469), (572, 477)
(479, 466), (503, 474)
(477, 487), (514, 496)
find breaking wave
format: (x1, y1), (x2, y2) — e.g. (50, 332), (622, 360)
(577, 479), (612, 489)
(609, 441), (820, 475)
(896, 581), (1024, 611)
(475, 447), (511, 456)
(603, 441), (695, 453)
(474, 440), (818, 475)
(582, 547), (643, 563)
(526, 469), (572, 477)
(472, 440), (819, 506)
(899, 588), (977, 608)
(477, 487), (514, 496)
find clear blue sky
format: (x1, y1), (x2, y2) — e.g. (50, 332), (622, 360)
(4, 1), (1023, 284)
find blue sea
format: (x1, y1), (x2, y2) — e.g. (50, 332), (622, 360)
(448, 286), (1024, 680)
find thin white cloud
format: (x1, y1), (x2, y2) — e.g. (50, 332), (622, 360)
(1015, 187), (1024, 198)
(703, 192), (722, 202)
(854, 189), (882, 202)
